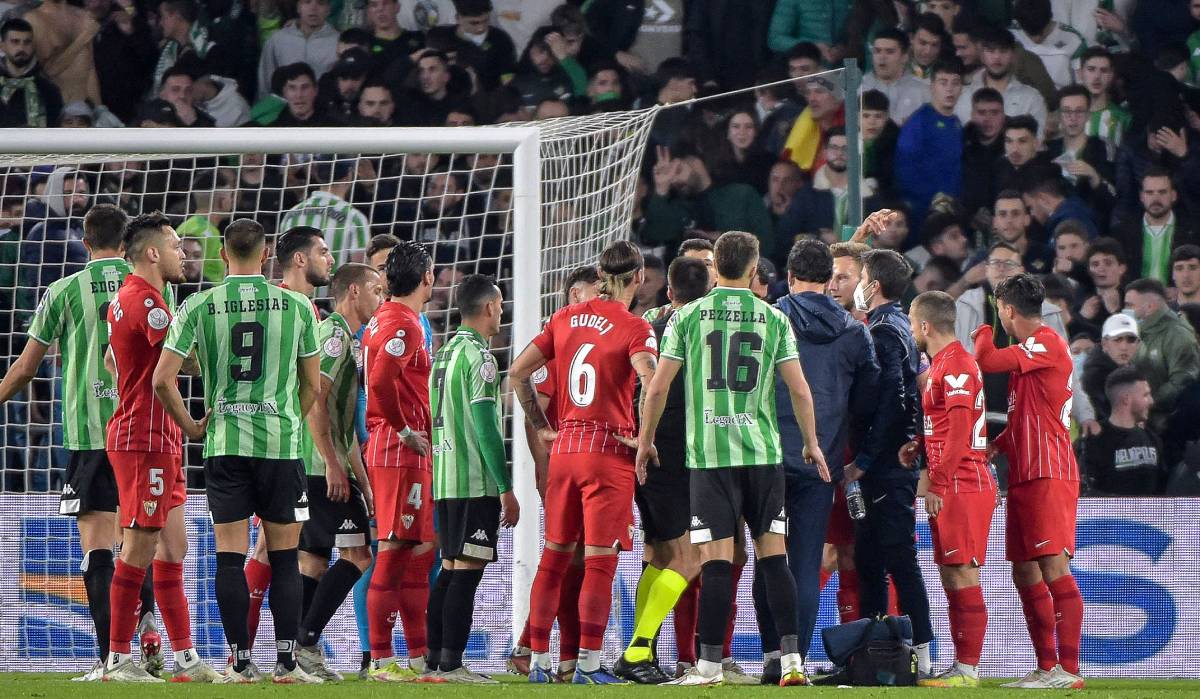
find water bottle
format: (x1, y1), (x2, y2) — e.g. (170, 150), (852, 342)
(846, 481), (867, 521)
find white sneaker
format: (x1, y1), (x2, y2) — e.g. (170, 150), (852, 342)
(439, 666), (500, 684)
(1001, 668), (1055, 688)
(221, 661), (267, 683)
(296, 644), (343, 681)
(664, 666), (723, 686)
(102, 657), (165, 682)
(170, 661), (224, 683)
(1046, 665), (1085, 689)
(72, 661), (103, 682)
(272, 662), (324, 684)
(721, 659), (758, 685)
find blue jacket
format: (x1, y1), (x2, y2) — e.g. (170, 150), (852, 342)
(1045, 196), (1100, 239)
(894, 103), (962, 226)
(775, 292), (880, 482)
(856, 302), (920, 482)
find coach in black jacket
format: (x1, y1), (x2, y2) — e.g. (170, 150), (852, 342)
(754, 239), (879, 675)
(845, 247), (934, 671)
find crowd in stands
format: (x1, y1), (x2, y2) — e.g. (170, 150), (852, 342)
(2, 0), (1200, 495)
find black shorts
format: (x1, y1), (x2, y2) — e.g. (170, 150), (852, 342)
(299, 476), (371, 556)
(60, 449), (118, 516)
(689, 465), (787, 544)
(435, 497), (501, 562)
(635, 452), (690, 543)
(204, 456), (309, 525)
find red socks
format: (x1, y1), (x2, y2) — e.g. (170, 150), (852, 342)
(152, 560), (193, 652)
(368, 548), (405, 659)
(558, 562), (584, 662)
(1048, 575), (1083, 674)
(946, 585), (987, 665)
(527, 548), (572, 653)
(108, 559), (147, 656)
(578, 554), (618, 651)
(723, 563), (743, 658)
(887, 577), (900, 616)
(397, 549), (434, 658)
(674, 580), (699, 664)
(837, 569), (860, 623)
(1018, 581), (1059, 671)
(517, 621), (530, 650)
(244, 558), (272, 649)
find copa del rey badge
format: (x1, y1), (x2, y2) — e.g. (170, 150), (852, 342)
(143, 500), (158, 516)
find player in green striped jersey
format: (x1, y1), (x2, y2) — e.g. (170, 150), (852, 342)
(0, 204), (165, 680)
(426, 274), (518, 683)
(637, 231), (828, 687)
(279, 157), (373, 268)
(153, 218), (322, 684)
(291, 263), (382, 681)
(641, 239), (715, 323)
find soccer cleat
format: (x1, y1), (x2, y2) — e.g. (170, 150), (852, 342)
(528, 665), (558, 683)
(1046, 666), (1085, 689)
(170, 661), (224, 683)
(613, 655), (672, 684)
(675, 660), (695, 679)
(664, 666), (723, 686)
(368, 659), (418, 682)
(272, 662), (324, 684)
(103, 657), (166, 683)
(296, 644), (343, 681)
(72, 660), (104, 682)
(760, 657), (782, 685)
(220, 661), (267, 683)
(780, 668), (811, 687)
(722, 659), (758, 685)
(414, 668), (448, 684)
(507, 647), (531, 675)
(439, 666), (499, 684)
(918, 665), (980, 688)
(557, 659), (577, 683)
(572, 667), (629, 685)
(139, 629), (164, 677)
(1001, 668), (1055, 688)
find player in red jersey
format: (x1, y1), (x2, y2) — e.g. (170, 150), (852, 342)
(973, 274), (1084, 690)
(102, 213), (222, 682)
(510, 241), (658, 684)
(361, 240), (438, 682)
(509, 266), (600, 681)
(902, 291), (995, 687)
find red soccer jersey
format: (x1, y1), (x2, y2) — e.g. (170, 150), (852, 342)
(106, 275), (182, 454)
(532, 359), (560, 430)
(975, 324), (1079, 484)
(531, 298), (656, 455)
(363, 300), (432, 470)
(922, 341), (992, 495)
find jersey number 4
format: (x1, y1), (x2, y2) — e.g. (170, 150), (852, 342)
(705, 330), (762, 393)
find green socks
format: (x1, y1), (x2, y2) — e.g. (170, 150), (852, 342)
(633, 564), (662, 626)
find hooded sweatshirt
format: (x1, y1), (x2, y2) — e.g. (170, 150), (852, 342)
(775, 291), (880, 482)
(21, 167), (89, 289)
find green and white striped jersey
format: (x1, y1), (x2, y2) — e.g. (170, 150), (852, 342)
(642, 304), (670, 323)
(164, 274), (319, 459)
(1086, 104), (1132, 153)
(27, 258), (130, 450)
(302, 312), (359, 477)
(430, 327), (505, 500)
(279, 191), (371, 268)
(659, 286), (799, 470)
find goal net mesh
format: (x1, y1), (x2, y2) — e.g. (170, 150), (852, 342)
(0, 110), (679, 672)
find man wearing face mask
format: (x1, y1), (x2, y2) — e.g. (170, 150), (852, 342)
(427, 0), (516, 91)
(844, 248), (936, 678)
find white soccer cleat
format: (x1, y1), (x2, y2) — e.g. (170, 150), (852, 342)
(272, 662), (324, 684)
(220, 661), (267, 683)
(72, 660), (104, 682)
(664, 666), (723, 686)
(1001, 668), (1055, 688)
(439, 666), (499, 684)
(1046, 665), (1086, 689)
(721, 659), (758, 685)
(170, 661), (224, 683)
(102, 657), (165, 682)
(296, 644), (343, 681)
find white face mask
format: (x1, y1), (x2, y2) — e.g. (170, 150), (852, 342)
(461, 29), (487, 46)
(853, 280), (874, 312)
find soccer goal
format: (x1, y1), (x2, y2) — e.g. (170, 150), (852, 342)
(0, 114), (656, 671)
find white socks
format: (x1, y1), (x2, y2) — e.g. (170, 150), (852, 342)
(781, 652), (803, 674)
(696, 658), (722, 677)
(530, 651), (552, 671)
(915, 642), (932, 674)
(577, 648), (601, 673)
(956, 661), (979, 678)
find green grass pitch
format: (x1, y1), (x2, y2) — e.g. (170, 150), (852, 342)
(2, 673), (1199, 697)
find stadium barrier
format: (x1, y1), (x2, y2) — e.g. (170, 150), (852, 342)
(0, 493), (1193, 678)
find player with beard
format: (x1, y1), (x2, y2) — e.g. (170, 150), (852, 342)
(242, 226), (334, 654)
(101, 213), (223, 683)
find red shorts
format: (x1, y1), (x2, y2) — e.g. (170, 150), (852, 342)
(370, 466), (433, 543)
(108, 451), (186, 529)
(1005, 478), (1079, 562)
(545, 452), (634, 550)
(825, 485), (855, 546)
(929, 489), (996, 566)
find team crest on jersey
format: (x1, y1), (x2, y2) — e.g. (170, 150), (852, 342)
(645, 334), (658, 351)
(480, 357), (497, 383)
(324, 336), (344, 358)
(143, 500), (157, 516)
(531, 366), (548, 384)
(147, 308), (170, 330)
(385, 337), (406, 357)
(401, 514), (414, 529)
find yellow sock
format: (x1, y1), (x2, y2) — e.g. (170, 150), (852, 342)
(624, 568), (689, 663)
(633, 564), (662, 628)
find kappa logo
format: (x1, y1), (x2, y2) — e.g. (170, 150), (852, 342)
(339, 519), (356, 530)
(143, 500), (157, 516)
(470, 529), (488, 541)
(945, 373), (971, 397)
(298, 492), (309, 504)
(62, 484), (75, 496)
(401, 514), (415, 529)
(690, 516), (703, 528)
